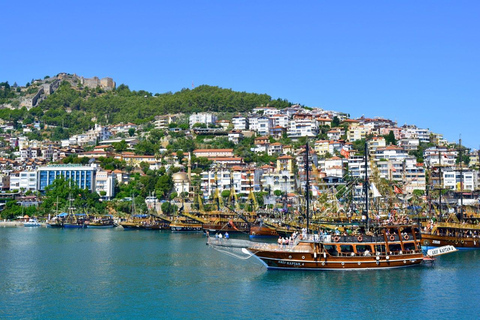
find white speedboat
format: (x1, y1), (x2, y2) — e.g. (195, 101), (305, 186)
(24, 218), (41, 227)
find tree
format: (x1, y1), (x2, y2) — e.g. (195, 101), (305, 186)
(128, 128), (136, 137)
(385, 130), (396, 145)
(331, 116), (340, 128)
(113, 139), (128, 152)
(221, 190), (231, 199)
(161, 201), (177, 215)
(140, 161), (150, 174)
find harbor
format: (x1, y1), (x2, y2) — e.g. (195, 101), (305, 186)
(0, 226), (478, 319)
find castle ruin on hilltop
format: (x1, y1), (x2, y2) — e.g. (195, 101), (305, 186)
(79, 76), (116, 90)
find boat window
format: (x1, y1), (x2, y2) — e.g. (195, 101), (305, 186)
(355, 245), (370, 253)
(340, 245), (354, 253)
(375, 245), (386, 254)
(403, 243), (416, 251)
(388, 244), (402, 252)
(324, 245), (338, 256)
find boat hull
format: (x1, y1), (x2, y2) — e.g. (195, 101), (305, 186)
(46, 223), (63, 228)
(202, 224), (248, 234)
(250, 249), (424, 270)
(422, 234), (480, 249)
(249, 225), (279, 238)
(63, 223), (85, 229)
(87, 224), (116, 229)
(170, 223), (203, 232)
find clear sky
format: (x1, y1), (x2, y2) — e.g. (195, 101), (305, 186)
(1, 1), (479, 148)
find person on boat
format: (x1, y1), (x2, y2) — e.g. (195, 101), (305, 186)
(225, 232), (229, 239)
(218, 233), (223, 239)
(278, 236), (282, 247)
(364, 250), (371, 256)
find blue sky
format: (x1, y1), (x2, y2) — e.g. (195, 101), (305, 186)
(1, 1), (479, 148)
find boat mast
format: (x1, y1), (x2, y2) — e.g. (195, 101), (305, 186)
(459, 138), (464, 221)
(364, 141), (369, 224)
(305, 142), (310, 234)
(438, 149), (442, 222)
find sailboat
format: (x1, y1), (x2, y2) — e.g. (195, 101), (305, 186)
(46, 196), (64, 228)
(63, 195), (86, 229)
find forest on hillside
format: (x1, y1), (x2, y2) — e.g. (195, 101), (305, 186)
(0, 81), (293, 140)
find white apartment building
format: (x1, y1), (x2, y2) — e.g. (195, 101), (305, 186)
(260, 170), (295, 194)
(442, 168), (477, 191)
(398, 138), (420, 151)
(287, 119), (318, 138)
(424, 147), (458, 167)
(95, 169), (116, 200)
(9, 171), (37, 191)
(374, 145), (408, 161)
(347, 156), (372, 179)
(232, 116), (248, 130)
(270, 114), (289, 128)
(189, 113), (217, 128)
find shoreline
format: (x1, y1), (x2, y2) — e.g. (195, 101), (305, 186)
(0, 221), (24, 227)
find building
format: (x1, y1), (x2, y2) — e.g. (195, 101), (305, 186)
(189, 113), (217, 128)
(193, 149), (234, 158)
(347, 125), (368, 142)
(228, 130), (244, 144)
(9, 171), (37, 191)
(287, 118), (318, 138)
(95, 169), (116, 200)
(37, 164), (96, 192)
(173, 172), (190, 194)
(232, 116), (248, 130)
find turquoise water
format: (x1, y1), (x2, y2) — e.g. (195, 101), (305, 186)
(0, 227), (477, 319)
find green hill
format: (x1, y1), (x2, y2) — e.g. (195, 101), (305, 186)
(0, 79), (292, 139)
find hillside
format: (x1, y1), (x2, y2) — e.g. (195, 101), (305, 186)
(0, 74), (293, 138)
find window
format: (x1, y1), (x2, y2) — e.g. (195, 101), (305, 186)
(340, 245), (354, 253)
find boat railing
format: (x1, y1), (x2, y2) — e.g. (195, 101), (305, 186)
(436, 222), (480, 230)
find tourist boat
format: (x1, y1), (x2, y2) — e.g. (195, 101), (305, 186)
(170, 219), (203, 232)
(249, 223), (280, 238)
(246, 223), (425, 270)
(202, 220), (250, 234)
(421, 140), (480, 249)
(63, 214), (86, 229)
(209, 142), (439, 270)
(46, 218), (63, 228)
(422, 220), (480, 249)
(87, 215), (116, 229)
(24, 218), (41, 227)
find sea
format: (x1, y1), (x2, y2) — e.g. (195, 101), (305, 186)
(0, 227), (477, 319)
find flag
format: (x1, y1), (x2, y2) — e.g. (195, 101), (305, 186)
(312, 185), (321, 196)
(228, 220), (239, 231)
(370, 183), (382, 198)
(394, 186), (403, 194)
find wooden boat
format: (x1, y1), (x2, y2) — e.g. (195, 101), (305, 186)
(249, 224), (280, 238)
(87, 215), (116, 229)
(245, 142), (425, 270)
(170, 219), (203, 232)
(247, 224), (425, 270)
(46, 218), (63, 228)
(422, 221), (480, 249)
